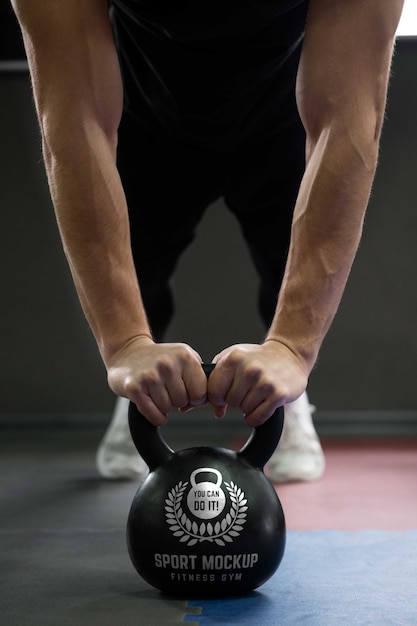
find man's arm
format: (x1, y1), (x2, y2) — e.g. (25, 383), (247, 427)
(208, 0), (404, 425)
(11, 0), (207, 424)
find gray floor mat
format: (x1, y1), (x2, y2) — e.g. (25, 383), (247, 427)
(0, 428), (202, 625)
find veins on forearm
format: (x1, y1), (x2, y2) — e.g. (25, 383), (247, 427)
(270, 123), (379, 367)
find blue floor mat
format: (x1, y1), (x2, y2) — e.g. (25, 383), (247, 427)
(185, 530), (417, 625)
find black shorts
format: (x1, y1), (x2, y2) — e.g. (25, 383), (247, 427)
(117, 107), (305, 338)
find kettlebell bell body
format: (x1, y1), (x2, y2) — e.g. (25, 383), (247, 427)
(126, 366), (286, 597)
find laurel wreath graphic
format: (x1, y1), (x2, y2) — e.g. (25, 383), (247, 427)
(165, 480), (248, 547)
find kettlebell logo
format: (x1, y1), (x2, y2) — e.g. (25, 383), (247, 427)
(187, 468), (226, 519)
(165, 467), (248, 547)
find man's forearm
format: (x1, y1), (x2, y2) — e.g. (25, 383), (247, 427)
(266, 126), (376, 371)
(43, 125), (152, 365)
(12, 1), (151, 365)
(265, 0), (402, 375)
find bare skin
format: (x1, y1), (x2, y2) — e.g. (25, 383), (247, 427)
(12, 0), (404, 426)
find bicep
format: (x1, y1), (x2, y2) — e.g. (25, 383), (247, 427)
(11, 0), (123, 147)
(297, 0), (404, 143)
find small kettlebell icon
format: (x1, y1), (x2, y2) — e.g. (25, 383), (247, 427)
(186, 468), (226, 520)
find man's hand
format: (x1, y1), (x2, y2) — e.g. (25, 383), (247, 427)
(207, 341), (309, 427)
(107, 336), (208, 426)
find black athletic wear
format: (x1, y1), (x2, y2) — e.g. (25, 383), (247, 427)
(110, 0), (309, 149)
(109, 1), (309, 338)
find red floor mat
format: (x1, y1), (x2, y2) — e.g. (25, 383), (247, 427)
(275, 439), (417, 531)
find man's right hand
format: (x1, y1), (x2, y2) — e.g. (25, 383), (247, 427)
(107, 336), (208, 426)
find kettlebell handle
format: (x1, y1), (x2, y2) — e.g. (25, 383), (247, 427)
(128, 363), (284, 471)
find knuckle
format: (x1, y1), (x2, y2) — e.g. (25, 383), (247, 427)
(142, 368), (160, 387)
(156, 356), (175, 377)
(124, 376), (140, 397)
(256, 377), (276, 396)
(273, 384), (290, 405)
(176, 343), (198, 365)
(208, 393), (224, 406)
(222, 348), (242, 368)
(158, 394), (171, 410)
(189, 392), (206, 405)
(242, 362), (263, 383)
(181, 344), (197, 360)
(173, 391), (189, 408)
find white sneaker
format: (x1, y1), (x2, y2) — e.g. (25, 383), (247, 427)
(96, 396), (149, 481)
(266, 391), (325, 483)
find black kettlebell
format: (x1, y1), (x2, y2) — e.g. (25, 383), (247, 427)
(126, 364), (286, 597)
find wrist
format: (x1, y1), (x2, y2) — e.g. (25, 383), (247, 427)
(263, 335), (315, 375)
(101, 331), (154, 369)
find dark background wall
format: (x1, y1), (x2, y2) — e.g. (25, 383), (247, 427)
(1, 6), (416, 421)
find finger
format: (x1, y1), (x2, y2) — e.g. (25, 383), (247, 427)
(238, 374), (278, 413)
(122, 373), (170, 425)
(132, 393), (170, 427)
(243, 399), (278, 428)
(178, 399), (209, 414)
(143, 372), (179, 415)
(206, 362), (234, 408)
(181, 358), (208, 407)
(146, 348), (198, 411)
(213, 404), (227, 419)
(222, 378), (249, 409)
(164, 376), (189, 409)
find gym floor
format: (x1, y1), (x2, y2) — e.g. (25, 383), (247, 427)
(1, 420), (416, 625)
